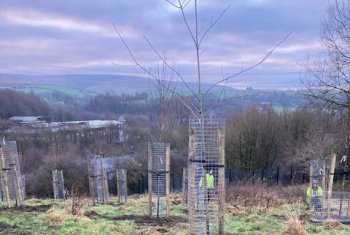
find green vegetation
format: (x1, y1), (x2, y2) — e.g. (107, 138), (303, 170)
(0, 195), (349, 234)
(12, 85), (95, 97)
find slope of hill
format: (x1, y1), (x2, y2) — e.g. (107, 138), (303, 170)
(0, 73), (304, 109)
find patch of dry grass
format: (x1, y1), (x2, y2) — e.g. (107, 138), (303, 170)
(282, 215), (307, 235)
(42, 207), (68, 223)
(323, 219), (343, 229)
(226, 184), (306, 212)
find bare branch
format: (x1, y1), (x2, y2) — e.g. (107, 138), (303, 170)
(143, 35), (200, 101)
(203, 32), (291, 99)
(165, 0), (192, 9)
(181, 0), (192, 9)
(178, 0), (197, 46)
(165, 0), (181, 8)
(206, 68), (229, 111)
(199, 4), (231, 46)
(113, 22), (200, 117)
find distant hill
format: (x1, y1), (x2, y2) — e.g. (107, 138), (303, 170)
(0, 73), (305, 110)
(0, 73), (152, 96)
(0, 73), (229, 96)
(0, 74), (252, 97)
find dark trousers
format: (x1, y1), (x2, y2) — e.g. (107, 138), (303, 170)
(207, 189), (214, 202)
(311, 197), (322, 211)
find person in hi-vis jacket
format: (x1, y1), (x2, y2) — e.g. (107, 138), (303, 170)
(306, 179), (323, 211)
(199, 169), (215, 201)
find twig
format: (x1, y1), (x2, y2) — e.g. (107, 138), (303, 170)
(113, 22), (200, 118)
(203, 32), (291, 99)
(199, 5), (231, 46)
(143, 36), (200, 101)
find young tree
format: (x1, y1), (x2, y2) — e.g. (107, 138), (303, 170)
(114, 1), (288, 118)
(114, 1), (288, 233)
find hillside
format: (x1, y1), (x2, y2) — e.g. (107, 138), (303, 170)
(0, 73), (304, 109)
(0, 74), (150, 96)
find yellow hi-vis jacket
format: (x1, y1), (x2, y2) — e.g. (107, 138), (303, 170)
(199, 173), (214, 189)
(306, 186), (323, 204)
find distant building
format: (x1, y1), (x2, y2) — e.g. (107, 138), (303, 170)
(258, 102), (273, 112)
(9, 116), (47, 124)
(6, 116), (127, 144)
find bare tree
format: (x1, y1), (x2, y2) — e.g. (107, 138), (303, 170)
(302, 0), (350, 188)
(303, 0), (350, 111)
(114, 1), (288, 233)
(114, 0), (288, 118)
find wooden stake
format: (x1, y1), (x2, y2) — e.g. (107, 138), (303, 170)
(103, 167), (109, 203)
(182, 168), (187, 204)
(89, 163), (96, 206)
(87, 161), (93, 203)
(148, 143), (153, 217)
(52, 170), (57, 200)
(99, 158), (105, 204)
(188, 130), (195, 234)
(60, 170), (65, 200)
(116, 169), (121, 203)
(0, 146), (10, 208)
(322, 161), (326, 193)
(8, 145), (23, 206)
(0, 177), (3, 201)
(326, 153), (336, 218)
(165, 143), (170, 217)
(328, 153), (336, 198)
(125, 170), (128, 204)
(2, 169), (10, 208)
(117, 169), (127, 204)
(218, 127), (225, 235)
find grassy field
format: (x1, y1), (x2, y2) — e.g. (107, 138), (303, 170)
(13, 85), (96, 97)
(0, 186), (349, 234)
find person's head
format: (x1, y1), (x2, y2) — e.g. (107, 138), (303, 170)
(209, 169), (213, 175)
(312, 179), (318, 189)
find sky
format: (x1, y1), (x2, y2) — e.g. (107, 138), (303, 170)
(0, 0), (329, 89)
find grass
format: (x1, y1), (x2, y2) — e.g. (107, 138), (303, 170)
(0, 188), (349, 234)
(8, 85), (95, 97)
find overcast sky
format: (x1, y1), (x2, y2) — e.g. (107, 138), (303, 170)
(0, 0), (329, 89)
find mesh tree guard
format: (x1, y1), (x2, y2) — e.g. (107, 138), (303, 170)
(311, 192), (350, 222)
(148, 142), (170, 218)
(20, 175), (25, 201)
(116, 169), (127, 204)
(52, 169), (65, 200)
(309, 159), (326, 193)
(188, 113), (225, 235)
(0, 141), (25, 207)
(88, 156), (109, 205)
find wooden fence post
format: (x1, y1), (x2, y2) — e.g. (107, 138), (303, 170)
(148, 143), (153, 217)
(218, 126), (225, 235)
(328, 153), (336, 197)
(182, 168), (187, 204)
(166, 143), (170, 217)
(8, 145), (23, 206)
(0, 146), (10, 208)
